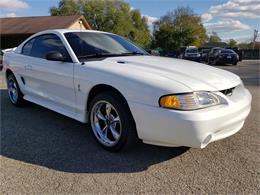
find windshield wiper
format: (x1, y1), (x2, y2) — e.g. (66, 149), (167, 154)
(121, 51), (145, 55)
(78, 51), (145, 60)
(78, 53), (124, 60)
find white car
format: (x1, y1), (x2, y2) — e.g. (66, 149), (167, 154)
(3, 29), (251, 151)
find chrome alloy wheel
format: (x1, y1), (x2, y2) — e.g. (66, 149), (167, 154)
(90, 100), (122, 147)
(8, 78), (18, 104)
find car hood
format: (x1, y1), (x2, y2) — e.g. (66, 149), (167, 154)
(186, 53), (199, 55)
(88, 55), (241, 91)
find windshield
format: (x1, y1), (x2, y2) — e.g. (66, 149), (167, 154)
(221, 49), (235, 54)
(202, 49), (210, 53)
(186, 48), (198, 53)
(64, 32), (146, 61)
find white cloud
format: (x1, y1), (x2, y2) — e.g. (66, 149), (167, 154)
(205, 0), (260, 20)
(201, 0), (258, 39)
(0, 12), (17, 18)
(5, 12), (17, 17)
(204, 19), (250, 32)
(201, 13), (213, 23)
(143, 15), (158, 26)
(0, 0), (29, 10)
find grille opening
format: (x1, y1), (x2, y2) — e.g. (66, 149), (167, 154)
(220, 87), (235, 96)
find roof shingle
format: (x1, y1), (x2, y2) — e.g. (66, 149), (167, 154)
(0, 15), (91, 35)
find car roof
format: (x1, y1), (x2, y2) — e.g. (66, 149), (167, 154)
(221, 49), (235, 52)
(212, 47), (223, 50)
(185, 48), (198, 52)
(35, 29), (113, 36)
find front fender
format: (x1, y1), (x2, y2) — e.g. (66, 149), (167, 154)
(74, 64), (191, 122)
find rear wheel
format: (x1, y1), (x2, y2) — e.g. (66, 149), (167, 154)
(7, 74), (25, 106)
(89, 91), (138, 152)
(213, 59), (218, 66)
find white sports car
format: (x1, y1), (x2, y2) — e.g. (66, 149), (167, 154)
(3, 29), (251, 151)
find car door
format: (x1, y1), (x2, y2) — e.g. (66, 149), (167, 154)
(208, 49), (214, 62)
(22, 34), (76, 114)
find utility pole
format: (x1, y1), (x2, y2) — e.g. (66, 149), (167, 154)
(253, 29), (258, 49)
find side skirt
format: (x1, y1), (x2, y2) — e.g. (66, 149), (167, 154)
(23, 95), (87, 123)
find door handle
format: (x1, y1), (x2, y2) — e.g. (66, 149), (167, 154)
(24, 65), (32, 70)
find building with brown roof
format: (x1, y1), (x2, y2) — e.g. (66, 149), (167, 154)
(0, 15), (91, 49)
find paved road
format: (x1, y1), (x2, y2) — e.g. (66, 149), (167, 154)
(1, 61), (259, 194)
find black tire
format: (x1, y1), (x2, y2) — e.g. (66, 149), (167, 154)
(207, 58), (211, 65)
(233, 62), (237, 66)
(213, 59), (218, 66)
(7, 74), (25, 106)
(89, 91), (138, 152)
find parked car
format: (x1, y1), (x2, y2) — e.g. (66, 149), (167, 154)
(200, 48), (210, 62)
(210, 49), (239, 65)
(207, 47), (223, 65)
(228, 48), (243, 61)
(183, 47), (201, 62)
(3, 29), (251, 151)
(164, 51), (178, 58)
(152, 50), (160, 56)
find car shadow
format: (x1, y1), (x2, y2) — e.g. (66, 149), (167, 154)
(0, 89), (188, 173)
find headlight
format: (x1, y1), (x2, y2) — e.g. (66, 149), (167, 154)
(159, 92), (225, 110)
(197, 53), (201, 57)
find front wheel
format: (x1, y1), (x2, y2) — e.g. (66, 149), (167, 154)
(7, 74), (25, 106)
(213, 59), (218, 66)
(89, 91), (138, 152)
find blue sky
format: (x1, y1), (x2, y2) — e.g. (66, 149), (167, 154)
(1, 0), (259, 42)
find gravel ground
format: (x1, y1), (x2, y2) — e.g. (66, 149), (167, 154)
(1, 60), (259, 194)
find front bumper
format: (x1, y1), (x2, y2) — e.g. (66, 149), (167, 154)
(184, 56), (201, 62)
(128, 87), (251, 148)
(217, 57), (238, 64)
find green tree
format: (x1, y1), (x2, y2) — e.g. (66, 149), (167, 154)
(50, 0), (81, 16)
(227, 39), (237, 48)
(50, 0), (151, 47)
(208, 31), (221, 43)
(152, 6), (207, 51)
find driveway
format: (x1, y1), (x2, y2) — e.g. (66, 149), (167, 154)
(1, 60), (259, 194)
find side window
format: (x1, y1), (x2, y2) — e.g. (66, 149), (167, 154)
(31, 34), (71, 62)
(22, 38), (35, 56)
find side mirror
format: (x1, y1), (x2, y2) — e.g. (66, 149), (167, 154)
(46, 51), (65, 61)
